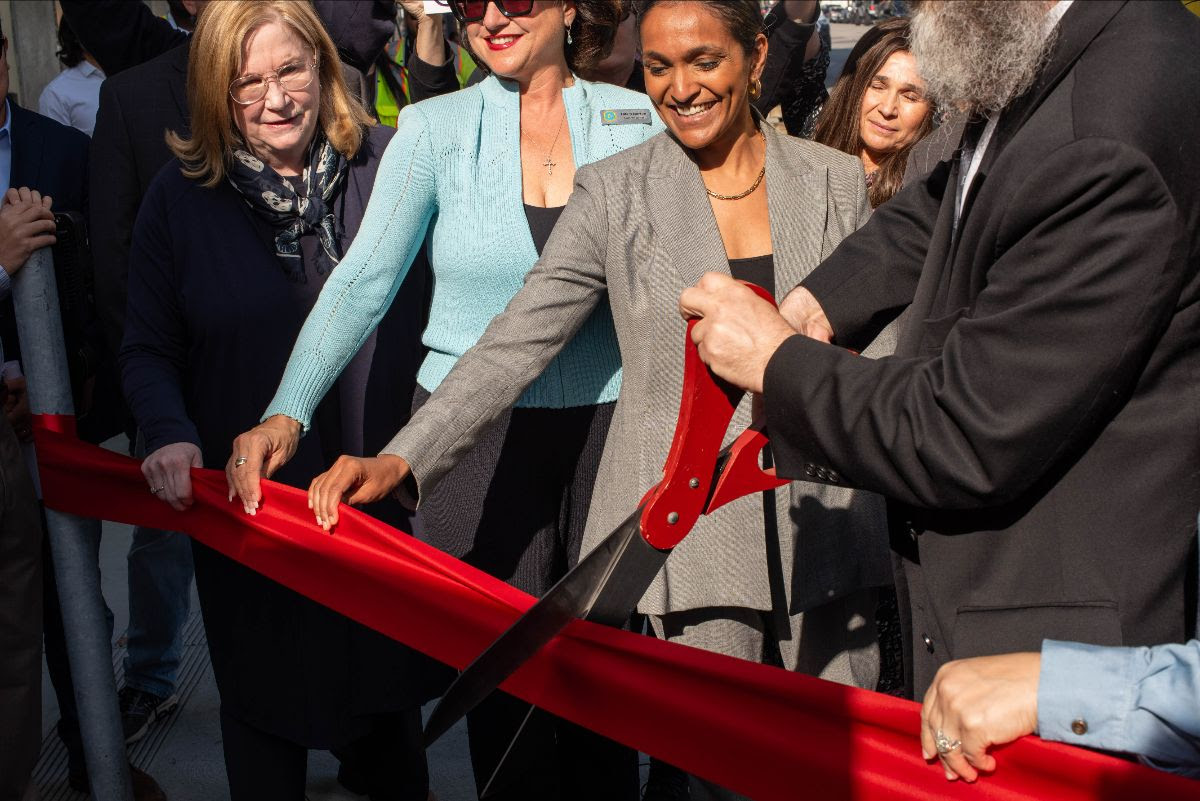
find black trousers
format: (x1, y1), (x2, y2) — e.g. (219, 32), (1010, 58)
(220, 705), (428, 801)
(413, 388), (639, 801)
(0, 416), (43, 801)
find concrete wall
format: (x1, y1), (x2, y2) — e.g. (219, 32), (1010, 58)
(6, 0), (58, 107)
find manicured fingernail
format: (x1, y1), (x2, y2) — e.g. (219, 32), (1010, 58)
(228, 489), (235, 502)
(315, 516), (323, 526)
(921, 749), (932, 760)
(249, 507), (256, 517)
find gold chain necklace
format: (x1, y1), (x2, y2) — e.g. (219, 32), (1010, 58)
(704, 131), (767, 201)
(522, 112), (566, 176)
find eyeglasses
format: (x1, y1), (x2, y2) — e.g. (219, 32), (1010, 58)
(435, 0), (535, 24)
(228, 59), (319, 105)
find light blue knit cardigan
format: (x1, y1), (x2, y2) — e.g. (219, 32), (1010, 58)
(266, 75), (664, 429)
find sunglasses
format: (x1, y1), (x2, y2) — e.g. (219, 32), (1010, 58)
(436, 0), (536, 24)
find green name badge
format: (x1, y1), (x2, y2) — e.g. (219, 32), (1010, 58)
(601, 109), (653, 125)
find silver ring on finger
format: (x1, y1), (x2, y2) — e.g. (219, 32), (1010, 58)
(934, 729), (962, 756)
(150, 485), (165, 495)
(234, 456), (248, 468)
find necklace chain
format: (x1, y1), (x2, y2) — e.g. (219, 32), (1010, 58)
(522, 111), (566, 176)
(704, 131), (767, 201)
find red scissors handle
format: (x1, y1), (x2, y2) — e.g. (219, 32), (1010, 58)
(640, 284), (789, 549)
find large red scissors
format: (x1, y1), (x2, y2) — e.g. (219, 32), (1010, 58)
(423, 285), (789, 761)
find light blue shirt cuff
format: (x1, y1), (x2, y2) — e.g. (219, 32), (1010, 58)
(1038, 639), (1136, 750)
(1038, 638), (1200, 776)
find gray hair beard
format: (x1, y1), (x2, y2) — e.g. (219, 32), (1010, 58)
(909, 1), (1058, 116)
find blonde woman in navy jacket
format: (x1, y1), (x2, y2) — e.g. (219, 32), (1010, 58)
(230, 2), (661, 798)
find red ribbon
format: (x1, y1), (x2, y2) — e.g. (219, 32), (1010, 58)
(32, 415), (1200, 800)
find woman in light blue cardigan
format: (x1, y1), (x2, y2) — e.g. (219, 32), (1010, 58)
(228, 2), (661, 799)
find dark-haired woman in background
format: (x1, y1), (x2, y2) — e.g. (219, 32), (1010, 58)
(230, 1), (661, 798)
(38, 16), (104, 136)
(235, 1), (889, 799)
(812, 17), (933, 207)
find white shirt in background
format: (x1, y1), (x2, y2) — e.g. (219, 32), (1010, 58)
(38, 60), (104, 137)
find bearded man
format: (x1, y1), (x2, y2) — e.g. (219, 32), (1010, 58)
(681, 0), (1200, 778)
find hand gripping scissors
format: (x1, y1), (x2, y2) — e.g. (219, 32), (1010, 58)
(423, 285), (789, 775)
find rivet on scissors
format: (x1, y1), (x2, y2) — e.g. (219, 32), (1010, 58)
(667, 512), (680, 524)
(688, 478), (700, 489)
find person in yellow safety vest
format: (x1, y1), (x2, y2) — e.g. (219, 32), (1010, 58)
(375, 3), (477, 128)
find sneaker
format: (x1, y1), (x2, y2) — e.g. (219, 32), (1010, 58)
(119, 687), (179, 744)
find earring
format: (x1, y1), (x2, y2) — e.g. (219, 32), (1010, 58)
(566, 24), (573, 45)
(749, 77), (762, 100)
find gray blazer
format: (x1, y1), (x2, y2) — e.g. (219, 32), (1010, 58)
(385, 124), (893, 617)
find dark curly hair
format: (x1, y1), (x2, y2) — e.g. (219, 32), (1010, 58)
(632, 0), (763, 56)
(462, 0), (625, 76)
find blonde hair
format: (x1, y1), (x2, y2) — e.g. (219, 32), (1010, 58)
(168, 0), (374, 187)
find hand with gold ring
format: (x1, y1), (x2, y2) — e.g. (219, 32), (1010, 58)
(141, 441), (204, 512)
(920, 652), (1042, 782)
(226, 415), (302, 516)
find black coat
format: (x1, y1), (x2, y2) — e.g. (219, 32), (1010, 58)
(764, 0), (1200, 696)
(89, 43), (190, 363)
(119, 126), (433, 744)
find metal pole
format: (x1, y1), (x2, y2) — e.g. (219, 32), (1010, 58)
(13, 248), (133, 801)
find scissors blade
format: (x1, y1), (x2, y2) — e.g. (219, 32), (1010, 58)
(423, 507), (668, 746)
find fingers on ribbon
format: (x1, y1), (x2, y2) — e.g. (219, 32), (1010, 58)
(923, 712), (978, 783)
(939, 743), (976, 782)
(309, 467), (338, 531)
(164, 466), (190, 512)
(229, 434), (265, 512)
(143, 462), (168, 504)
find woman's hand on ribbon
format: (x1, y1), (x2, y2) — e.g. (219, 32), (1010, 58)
(143, 441), (203, 512)
(227, 414), (302, 515)
(308, 454), (412, 532)
(920, 652), (1042, 782)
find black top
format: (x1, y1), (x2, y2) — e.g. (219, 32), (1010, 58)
(728, 254), (776, 299)
(120, 126), (435, 744)
(524, 203), (566, 256)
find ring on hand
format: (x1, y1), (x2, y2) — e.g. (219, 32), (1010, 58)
(934, 729), (962, 756)
(150, 486), (165, 495)
(234, 456), (248, 468)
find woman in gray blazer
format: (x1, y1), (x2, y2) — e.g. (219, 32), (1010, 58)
(262, 1), (892, 793)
